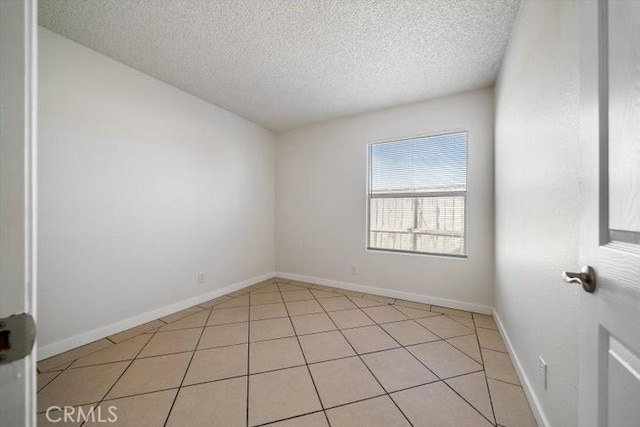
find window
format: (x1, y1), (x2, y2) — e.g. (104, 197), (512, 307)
(367, 131), (467, 257)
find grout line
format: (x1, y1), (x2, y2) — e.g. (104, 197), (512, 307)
(246, 293), (252, 427)
(276, 282), (332, 427)
(473, 314), (499, 426)
(488, 376), (525, 387)
(312, 291), (415, 427)
(393, 329), (493, 426)
(76, 322), (167, 427)
(256, 409), (326, 426)
(36, 369), (63, 393)
(345, 293), (495, 427)
(34, 387), (181, 415)
(41, 279), (513, 427)
(161, 305), (216, 427)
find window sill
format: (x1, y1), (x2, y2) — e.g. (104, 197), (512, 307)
(365, 247), (468, 259)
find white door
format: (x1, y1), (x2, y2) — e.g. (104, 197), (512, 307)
(0, 0), (37, 426)
(578, 1), (640, 426)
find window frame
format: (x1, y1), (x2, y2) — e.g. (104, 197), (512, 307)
(365, 130), (469, 259)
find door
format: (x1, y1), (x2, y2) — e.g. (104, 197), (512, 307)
(578, 1), (640, 426)
(0, 0), (37, 426)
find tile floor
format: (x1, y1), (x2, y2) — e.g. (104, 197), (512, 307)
(37, 279), (537, 426)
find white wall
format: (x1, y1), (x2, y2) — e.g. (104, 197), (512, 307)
(276, 88), (495, 310)
(494, 1), (580, 426)
(38, 28), (275, 350)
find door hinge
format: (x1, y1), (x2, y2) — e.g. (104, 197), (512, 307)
(0, 313), (36, 364)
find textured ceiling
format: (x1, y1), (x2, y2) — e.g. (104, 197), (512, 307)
(39, 0), (520, 131)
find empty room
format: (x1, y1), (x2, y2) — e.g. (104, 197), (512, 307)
(1, 0), (639, 426)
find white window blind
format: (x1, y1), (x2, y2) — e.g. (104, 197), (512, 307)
(368, 131), (467, 256)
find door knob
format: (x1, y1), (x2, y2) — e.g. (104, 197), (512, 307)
(562, 266), (596, 293)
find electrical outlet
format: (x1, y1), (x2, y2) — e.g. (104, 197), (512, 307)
(539, 356), (547, 390)
(350, 265), (358, 275)
(197, 271), (206, 284)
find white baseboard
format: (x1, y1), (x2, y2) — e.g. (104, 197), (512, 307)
(493, 309), (550, 427)
(276, 271), (493, 315)
(37, 271), (275, 360)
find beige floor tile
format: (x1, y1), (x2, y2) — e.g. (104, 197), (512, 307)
(37, 282), (536, 427)
(362, 306), (409, 324)
(319, 296), (358, 311)
(249, 366), (322, 426)
(281, 289), (315, 302)
(291, 312), (337, 335)
(278, 283), (308, 292)
(391, 382), (493, 427)
(328, 309), (375, 329)
(106, 352), (191, 399)
(407, 341), (482, 379)
(381, 320), (440, 346)
(477, 327), (507, 352)
(417, 315), (474, 339)
(207, 307), (249, 325)
(482, 348), (520, 384)
(86, 389), (177, 427)
(198, 295), (232, 309)
(215, 295), (250, 309)
(250, 302), (288, 321)
(38, 371), (61, 392)
(335, 289), (364, 298)
(342, 325), (400, 354)
(250, 337), (305, 373)
(446, 334), (482, 363)
(159, 310), (210, 331)
(38, 339), (114, 372)
(251, 291), (283, 305)
(309, 356), (384, 408)
(488, 379), (537, 427)
(312, 284), (339, 292)
(268, 411), (329, 427)
(37, 406), (88, 426)
(37, 360), (73, 373)
(159, 306), (203, 324)
(250, 317), (295, 342)
(183, 344), (248, 385)
(348, 296), (387, 308)
(326, 395), (411, 427)
(362, 294), (395, 304)
(252, 283), (280, 294)
(447, 315), (475, 329)
(37, 361), (129, 411)
(167, 377), (247, 427)
(393, 300), (431, 311)
(362, 348), (438, 392)
(286, 299), (324, 316)
(198, 323), (248, 349)
(108, 320), (166, 344)
(431, 306), (473, 319)
(394, 305), (438, 320)
(298, 331), (355, 363)
(72, 335), (151, 368)
(311, 289), (340, 299)
(473, 313), (498, 330)
(138, 328), (201, 358)
(446, 372), (495, 424)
